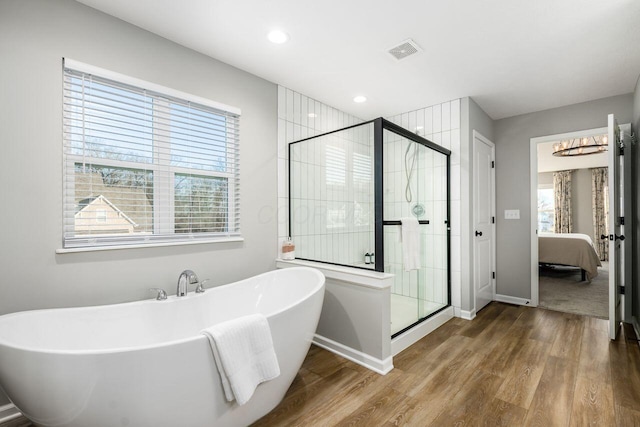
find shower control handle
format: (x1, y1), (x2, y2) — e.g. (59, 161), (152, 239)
(475, 230), (483, 237)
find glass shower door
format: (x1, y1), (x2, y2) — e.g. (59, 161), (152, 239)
(384, 129), (449, 336)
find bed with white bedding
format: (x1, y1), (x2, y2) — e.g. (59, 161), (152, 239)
(538, 232), (602, 281)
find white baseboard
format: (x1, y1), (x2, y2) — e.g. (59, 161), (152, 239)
(312, 334), (393, 375)
(391, 307), (454, 355)
(0, 403), (21, 424)
(460, 309), (476, 320)
(494, 294), (532, 307)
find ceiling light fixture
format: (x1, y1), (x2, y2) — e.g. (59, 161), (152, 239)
(267, 30), (289, 44)
(353, 95), (367, 103)
(308, 113), (317, 118)
(552, 134), (608, 156)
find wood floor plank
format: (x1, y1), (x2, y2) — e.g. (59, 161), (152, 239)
(302, 344), (349, 377)
(615, 404), (640, 427)
(334, 387), (407, 427)
(586, 316), (609, 332)
(550, 314), (584, 361)
(428, 368), (505, 426)
(458, 302), (506, 338)
(288, 369), (392, 427)
(609, 337), (640, 412)
(476, 325), (529, 378)
(528, 309), (565, 343)
(286, 366), (323, 396)
(578, 326), (612, 384)
(394, 350), (489, 425)
(252, 366), (361, 426)
(464, 304), (525, 356)
(522, 356), (578, 426)
(569, 376), (615, 427)
(477, 398), (527, 427)
(495, 338), (552, 409)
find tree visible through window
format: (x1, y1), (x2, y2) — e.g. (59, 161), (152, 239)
(538, 187), (555, 233)
(63, 61), (240, 248)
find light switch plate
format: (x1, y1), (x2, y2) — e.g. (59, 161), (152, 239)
(504, 209), (520, 220)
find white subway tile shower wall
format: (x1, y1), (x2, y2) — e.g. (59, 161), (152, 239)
(386, 100), (461, 309)
(289, 125), (375, 267)
(277, 86), (366, 265)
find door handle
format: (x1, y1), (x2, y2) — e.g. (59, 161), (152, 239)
(615, 234), (625, 241)
(600, 234), (608, 240)
(475, 230), (483, 237)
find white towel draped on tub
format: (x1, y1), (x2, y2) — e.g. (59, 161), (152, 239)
(201, 313), (280, 406)
(400, 217), (421, 271)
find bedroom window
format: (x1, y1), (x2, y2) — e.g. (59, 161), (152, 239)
(537, 187), (555, 233)
(62, 60), (241, 249)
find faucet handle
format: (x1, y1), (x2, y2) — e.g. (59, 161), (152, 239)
(150, 288), (168, 301)
(195, 279), (209, 294)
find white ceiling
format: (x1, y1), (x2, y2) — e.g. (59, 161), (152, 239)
(76, 0), (640, 120)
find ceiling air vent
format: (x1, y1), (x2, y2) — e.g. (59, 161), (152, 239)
(387, 39), (421, 61)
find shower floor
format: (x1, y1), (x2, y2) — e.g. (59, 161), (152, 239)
(390, 293), (447, 336)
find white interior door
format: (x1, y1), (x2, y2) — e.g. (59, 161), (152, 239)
(622, 128), (633, 322)
(473, 131), (495, 313)
(608, 114), (623, 340)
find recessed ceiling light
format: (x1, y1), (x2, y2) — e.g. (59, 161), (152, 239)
(308, 113), (317, 118)
(353, 95), (367, 103)
(267, 30), (289, 44)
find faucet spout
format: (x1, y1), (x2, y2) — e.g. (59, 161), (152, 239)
(177, 270), (199, 297)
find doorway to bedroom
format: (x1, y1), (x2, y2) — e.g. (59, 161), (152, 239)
(531, 127), (610, 319)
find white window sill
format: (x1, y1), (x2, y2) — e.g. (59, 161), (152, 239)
(56, 237), (244, 254)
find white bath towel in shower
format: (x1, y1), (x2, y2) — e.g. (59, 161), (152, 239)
(401, 217), (421, 271)
(201, 313), (280, 406)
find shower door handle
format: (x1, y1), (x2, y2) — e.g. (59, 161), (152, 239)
(475, 230), (483, 237)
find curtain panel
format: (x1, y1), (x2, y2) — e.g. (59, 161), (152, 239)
(553, 170), (573, 233)
(591, 167), (608, 261)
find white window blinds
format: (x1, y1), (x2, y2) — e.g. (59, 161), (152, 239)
(62, 60), (240, 249)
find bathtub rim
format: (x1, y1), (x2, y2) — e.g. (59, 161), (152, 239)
(0, 267), (325, 356)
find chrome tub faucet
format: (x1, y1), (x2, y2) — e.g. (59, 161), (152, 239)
(177, 270), (199, 297)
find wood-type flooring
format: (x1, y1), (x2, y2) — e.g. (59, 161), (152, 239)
(3, 303), (640, 426)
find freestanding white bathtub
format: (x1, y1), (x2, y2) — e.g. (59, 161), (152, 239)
(0, 267), (325, 427)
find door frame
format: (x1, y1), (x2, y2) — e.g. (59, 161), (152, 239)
(529, 124), (631, 307)
(472, 130), (496, 314)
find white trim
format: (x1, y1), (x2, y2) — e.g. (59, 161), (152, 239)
(529, 124), (631, 309)
(0, 404), (21, 424)
(63, 58), (241, 115)
(56, 237), (243, 253)
(495, 293), (532, 306)
(312, 334), (393, 375)
(460, 308), (476, 320)
(391, 307), (454, 355)
(275, 259), (393, 290)
(472, 130), (496, 314)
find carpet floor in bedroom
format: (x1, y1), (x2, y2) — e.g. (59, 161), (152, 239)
(538, 261), (608, 319)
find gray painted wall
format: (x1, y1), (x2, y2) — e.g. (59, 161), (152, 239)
(493, 94), (633, 299)
(0, 3), (277, 318)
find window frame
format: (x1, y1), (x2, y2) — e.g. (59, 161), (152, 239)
(537, 184), (555, 233)
(60, 59), (242, 252)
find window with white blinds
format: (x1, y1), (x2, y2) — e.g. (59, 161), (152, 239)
(62, 60), (241, 249)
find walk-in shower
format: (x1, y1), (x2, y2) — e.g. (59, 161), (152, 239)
(289, 118), (450, 337)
